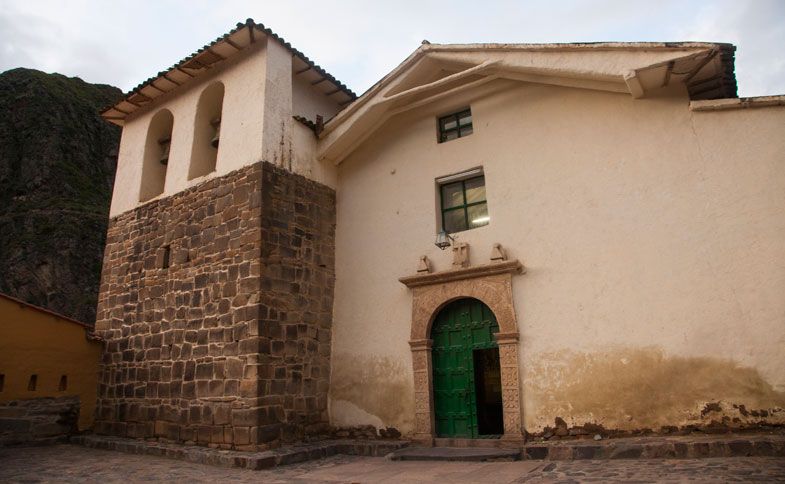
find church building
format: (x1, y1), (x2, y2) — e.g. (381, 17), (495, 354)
(95, 19), (785, 449)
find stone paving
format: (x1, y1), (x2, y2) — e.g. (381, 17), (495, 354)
(2, 444), (785, 483)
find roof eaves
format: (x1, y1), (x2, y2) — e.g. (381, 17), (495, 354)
(323, 41), (739, 132)
(101, 19), (356, 120)
(252, 19), (357, 100)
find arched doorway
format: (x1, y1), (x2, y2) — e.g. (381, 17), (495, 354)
(431, 298), (504, 438)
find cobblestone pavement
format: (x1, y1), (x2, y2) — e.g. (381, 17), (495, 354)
(1, 445), (784, 483)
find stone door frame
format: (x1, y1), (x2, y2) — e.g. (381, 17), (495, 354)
(400, 260), (524, 444)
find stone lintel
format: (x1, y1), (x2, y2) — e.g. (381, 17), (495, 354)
(399, 259), (524, 288)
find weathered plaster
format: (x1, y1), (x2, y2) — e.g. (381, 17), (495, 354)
(329, 353), (414, 432)
(524, 347), (785, 432)
(331, 77), (785, 436)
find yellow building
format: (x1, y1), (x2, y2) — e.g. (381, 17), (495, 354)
(0, 293), (102, 438)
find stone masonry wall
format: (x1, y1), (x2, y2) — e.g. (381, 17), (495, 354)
(0, 396), (80, 446)
(94, 161), (335, 450)
(258, 164), (335, 442)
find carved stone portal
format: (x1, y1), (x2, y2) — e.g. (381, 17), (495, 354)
(400, 259), (525, 444)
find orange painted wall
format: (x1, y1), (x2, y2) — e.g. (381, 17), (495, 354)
(0, 295), (102, 430)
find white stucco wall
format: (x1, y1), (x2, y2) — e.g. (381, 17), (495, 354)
(292, 73), (343, 123)
(329, 80), (785, 435)
(109, 37), (342, 218)
(258, 40), (341, 189)
(110, 43), (268, 217)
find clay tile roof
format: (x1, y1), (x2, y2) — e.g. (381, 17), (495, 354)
(101, 19), (356, 124)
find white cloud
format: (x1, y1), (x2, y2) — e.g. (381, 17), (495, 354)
(675, 0), (785, 96)
(0, 0), (782, 96)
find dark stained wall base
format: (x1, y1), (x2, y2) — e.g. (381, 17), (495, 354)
(94, 161), (335, 450)
(0, 396), (80, 447)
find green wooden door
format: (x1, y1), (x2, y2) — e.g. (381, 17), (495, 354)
(431, 298), (499, 438)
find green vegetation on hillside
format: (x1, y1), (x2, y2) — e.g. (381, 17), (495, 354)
(0, 68), (122, 324)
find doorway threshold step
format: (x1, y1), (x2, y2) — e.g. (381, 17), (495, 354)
(386, 446), (520, 462)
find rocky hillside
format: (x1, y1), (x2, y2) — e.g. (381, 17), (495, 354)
(0, 68), (122, 324)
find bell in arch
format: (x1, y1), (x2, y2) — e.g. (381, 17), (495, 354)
(158, 137), (171, 165)
(210, 117), (221, 148)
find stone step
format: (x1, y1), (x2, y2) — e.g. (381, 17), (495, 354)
(433, 437), (515, 448)
(386, 446), (521, 462)
(71, 434), (410, 470)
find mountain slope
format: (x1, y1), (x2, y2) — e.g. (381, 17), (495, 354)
(0, 68), (122, 324)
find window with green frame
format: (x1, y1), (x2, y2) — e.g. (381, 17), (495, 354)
(440, 174), (489, 233)
(438, 108), (473, 143)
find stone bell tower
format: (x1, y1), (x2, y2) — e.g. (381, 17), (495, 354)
(93, 19), (353, 450)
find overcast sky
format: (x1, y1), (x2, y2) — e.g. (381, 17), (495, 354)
(1, 0), (783, 97)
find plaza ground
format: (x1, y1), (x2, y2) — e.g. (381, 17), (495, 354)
(1, 444), (784, 483)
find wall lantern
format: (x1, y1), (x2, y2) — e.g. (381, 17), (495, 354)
(434, 229), (455, 250)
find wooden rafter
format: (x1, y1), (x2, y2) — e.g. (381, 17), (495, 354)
(224, 37), (242, 50)
(112, 106), (132, 115)
(162, 73), (182, 86)
(187, 58), (210, 70)
(147, 83), (167, 94)
(176, 67), (195, 78)
(207, 47), (226, 60)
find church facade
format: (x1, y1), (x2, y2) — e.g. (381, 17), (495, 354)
(95, 19), (785, 449)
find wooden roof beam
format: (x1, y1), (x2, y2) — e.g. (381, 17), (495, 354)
(176, 67), (195, 78)
(224, 37), (242, 50)
(147, 83), (168, 95)
(207, 47), (226, 61)
(162, 73), (182, 86)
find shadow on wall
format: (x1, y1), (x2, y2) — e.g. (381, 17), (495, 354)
(330, 354), (415, 435)
(189, 82), (224, 180)
(525, 346), (785, 433)
(139, 109), (174, 202)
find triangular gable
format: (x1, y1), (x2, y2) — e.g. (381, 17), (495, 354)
(319, 42), (735, 164)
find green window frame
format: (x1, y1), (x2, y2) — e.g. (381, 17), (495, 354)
(438, 109), (473, 143)
(440, 174), (489, 233)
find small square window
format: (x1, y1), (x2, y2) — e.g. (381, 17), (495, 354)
(438, 171), (489, 233)
(438, 109), (473, 143)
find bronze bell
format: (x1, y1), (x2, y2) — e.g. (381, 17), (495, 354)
(210, 118), (221, 148)
(158, 137), (171, 165)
